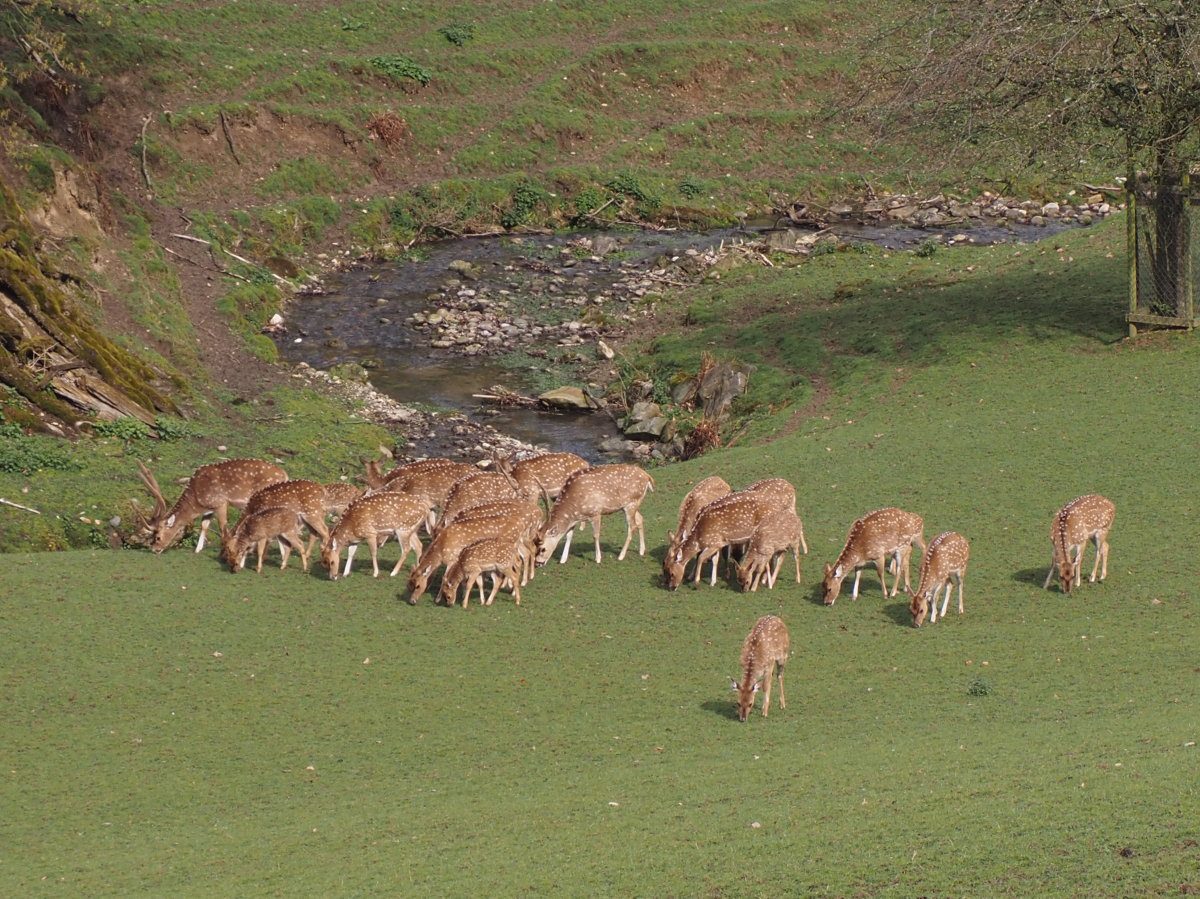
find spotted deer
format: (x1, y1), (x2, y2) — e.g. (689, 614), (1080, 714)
(535, 464), (655, 565)
(666, 476), (732, 560)
(495, 451), (589, 499)
(823, 507), (925, 605)
(438, 536), (525, 608)
(406, 511), (537, 603)
(731, 615), (790, 722)
(439, 471), (527, 526)
(136, 459), (288, 553)
(908, 532), (970, 626)
(321, 482), (364, 517)
(321, 492), (430, 579)
(362, 455), (457, 491)
(379, 460), (477, 531)
(223, 507), (311, 574)
(735, 509), (807, 592)
(742, 478), (799, 523)
(223, 479), (331, 566)
(664, 493), (775, 589)
(435, 498), (543, 584)
(1043, 494), (1115, 594)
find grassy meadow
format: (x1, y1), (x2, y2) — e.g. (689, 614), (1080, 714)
(3, 218), (1199, 895)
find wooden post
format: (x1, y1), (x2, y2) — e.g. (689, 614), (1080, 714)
(1127, 168), (1138, 338)
(1184, 171), (1195, 329)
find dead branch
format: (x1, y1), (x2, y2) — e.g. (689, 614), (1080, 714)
(160, 243), (253, 284)
(169, 234), (293, 287)
(139, 114), (153, 194)
(1, 497), (42, 514)
(219, 110), (242, 165)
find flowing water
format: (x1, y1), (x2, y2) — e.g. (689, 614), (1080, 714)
(278, 219), (1078, 459)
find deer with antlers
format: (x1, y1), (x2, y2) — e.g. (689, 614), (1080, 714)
(437, 536), (525, 608)
(136, 459), (288, 553)
(908, 531), (970, 626)
(664, 493), (776, 589)
(535, 464), (654, 565)
(731, 615), (790, 722)
(223, 507), (312, 574)
(321, 492), (430, 580)
(822, 507), (925, 605)
(406, 507), (540, 603)
(735, 509), (807, 592)
(1043, 494), (1115, 594)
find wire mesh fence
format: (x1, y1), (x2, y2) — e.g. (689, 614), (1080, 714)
(1128, 174), (1199, 332)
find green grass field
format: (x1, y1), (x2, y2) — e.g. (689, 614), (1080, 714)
(3, 219), (1199, 895)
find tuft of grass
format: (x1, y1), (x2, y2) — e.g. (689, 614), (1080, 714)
(367, 54), (432, 86)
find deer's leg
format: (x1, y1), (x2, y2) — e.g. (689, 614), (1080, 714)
(1072, 545), (1083, 587)
(876, 556), (892, 598)
(511, 565), (522, 605)
(1099, 534), (1109, 581)
(799, 525), (808, 555)
(636, 509), (646, 557)
(389, 532), (409, 577)
(295, 532), (310, 572)
(1088, 533), (1102, 582)
(616, 507), (635, 562)
(939, 581), (951, 620)
(343, 542), (359, 578)
(851, 567), (864, 600)
(196, 512), (215, 553)
(762, 672), (773, 718)
(1043, 552), (1057, 589)
(485, 572), (502, 606)
(595, 514), (607, 564)
(559, 527), (575, 564)
(278, 537), (292, 571)
(255, 538), (267, 574)
(793, 545), (802, 583)
(956, 572), (965, 614)
(776, 661), (786, 709)
(367, 535), (382, 578)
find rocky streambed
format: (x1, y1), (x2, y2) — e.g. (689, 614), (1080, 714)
(276, 190), (1118, 462)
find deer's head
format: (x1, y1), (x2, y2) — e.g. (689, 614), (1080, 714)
(908, 590), (929, 627)
(822, 563), (844, 605)
(730, 677), (760, 723)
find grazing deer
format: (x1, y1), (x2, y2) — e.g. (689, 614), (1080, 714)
(136, 459), (288, 553)
(439, 471), (526, 526)
(495, 451), (589, 499)
(230, 480), (331, 559)
(363, 456), (467, 491)
(822, 507), (925, 605)
(321, 492), (430, 579)
(664, 493), (774, 589)
(223, 507), (311, 574)
(731, 615), (790, 722)
(743, 478), (799, 523)
(535, 464), (655, 565)
(736, 509), (807, 592)
(436, 498), (543, 584)
(379, 460), (477, 529)
(438, 536), (525, 608)
(666, 475), (732, 559)
(908, 532), (970, 626)
(321, 482), (364, 517)
(406, 512), (536, 603)
(1043, 494), (1115, 593)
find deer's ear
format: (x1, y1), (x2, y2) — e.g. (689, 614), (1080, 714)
(751, 683), (761, 694)
(730, 678), (739, 692)
(833, 564), (843, 579)
(165, 514), (176, 528)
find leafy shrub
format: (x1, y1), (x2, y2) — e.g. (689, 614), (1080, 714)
(369, 55), (432, 86)
(501, 182), (547, 229)
(153, 416), (194, 441)
(678, 176), (706, 199)
(93, 418), (152, 441)
(573, 186), (608, 220)
(438, 23), (475, 46)
(0, 437), (83, 473)
(967, 677), (992, 697)
(341, 16), (366, 31)
(0, 420), (23, 439)
(606, 172), (652, 204)
(914, 238), (941, 258)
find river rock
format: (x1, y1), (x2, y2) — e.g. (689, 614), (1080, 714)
(538, 386), (597, 410)
(698, 361), (750, 419)
(671, 378), (699, 407)
(1042, 202), (1060, 216)
(625, 416), (669, 440)
(597, 339), (615, 360)
(623, 401), (662, 430)
(448, 260), (480, 280)
(593, 235), (620, 257)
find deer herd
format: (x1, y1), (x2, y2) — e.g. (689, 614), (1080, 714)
(133, 452), (1115, 720)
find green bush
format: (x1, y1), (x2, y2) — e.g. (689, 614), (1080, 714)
(0, 436), (83, 473)
(438, 23), (475, 46)
(153, 416), (194, 441)
(92, 418), (152, 441)
(501, 182), (547, 229)
(368, 55), (432, 86)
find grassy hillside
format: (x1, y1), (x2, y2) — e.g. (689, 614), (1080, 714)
(3, 217), (1198, 894)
